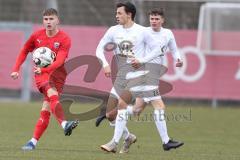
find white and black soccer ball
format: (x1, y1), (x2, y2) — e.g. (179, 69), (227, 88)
(32, 47), (56, 68)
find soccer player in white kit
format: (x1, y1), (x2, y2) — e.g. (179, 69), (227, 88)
(97, 8), (185, 153)
(96, 2), (163, 153)
(126, 9), (184, 151)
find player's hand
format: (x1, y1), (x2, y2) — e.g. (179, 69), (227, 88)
(10, 72), (19, 80)
(104, 66), (111, 78)
(176, 59), (183, 67)
(131, 58), (141, 69)
(34, 66), (42, 74)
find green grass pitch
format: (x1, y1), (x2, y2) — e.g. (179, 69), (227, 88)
(0, 101), (239, 160)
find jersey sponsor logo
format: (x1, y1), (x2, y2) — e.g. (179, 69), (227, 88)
(118, 40), (134, 57)
(54, 42), (60, 49)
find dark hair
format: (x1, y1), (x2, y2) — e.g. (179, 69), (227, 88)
(42, 8), (58, 17)
(148, 8), (165, 18)
(116, 2), (136, 20)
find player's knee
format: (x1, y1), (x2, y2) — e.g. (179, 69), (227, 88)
(106, 97), (118, 113)
(41, 101), (50, 111)
(151, 100), (165, 110)
(133, 107), (143, 116)
(118, 100), (127, 109)
(41, 107), (50, 112)
(106, 110), (117, 121)
(47, 87), (58, 97)
(107, 115), (116, 122)
(153, 105), (165, 110)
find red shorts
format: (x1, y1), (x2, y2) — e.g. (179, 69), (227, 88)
(35, 69), (67, 100)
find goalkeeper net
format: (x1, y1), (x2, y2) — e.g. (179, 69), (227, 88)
(197, 2), (240, 56)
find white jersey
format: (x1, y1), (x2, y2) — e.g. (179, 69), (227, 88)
(145, 27), (181, 64)
(96, 23), (162, 68)
(96, 23), (163, 98)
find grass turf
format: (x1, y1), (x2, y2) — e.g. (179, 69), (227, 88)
(0, 101), (239, 160)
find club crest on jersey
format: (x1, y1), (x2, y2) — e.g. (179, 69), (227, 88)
(54, 42), (60, 49)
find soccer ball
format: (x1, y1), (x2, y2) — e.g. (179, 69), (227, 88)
(32, 47), (56, 68)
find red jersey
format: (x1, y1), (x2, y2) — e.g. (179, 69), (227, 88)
(13, 29), (71, 92)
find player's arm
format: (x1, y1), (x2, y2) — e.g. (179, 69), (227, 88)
(168, 31), (183, 67)
(40, 37), (71, 74)
(96, 27), (114, 77)
(11, 34), (35, 79)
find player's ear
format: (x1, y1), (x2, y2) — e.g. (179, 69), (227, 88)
(56, 16), (60, 25)
(127, 12), (132, 20)
(161, 17), (165, 24)
(42, 16), (45, 23)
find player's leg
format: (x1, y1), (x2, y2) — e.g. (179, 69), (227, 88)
(105, 86), (137, 121)
(100, 96), (140, 154)
(104, 98), (136, 154)
(105, 96), (137, 154)
(101, 90), (132, 153)
(151, 99), (169, 143)
(114, 76), (147, 153)
(101, 75), (140, 153)
(106, 97), (118, 121)
(45, 87), (64, 124)
(96, 89), (138, 126)
(95, 95), (118, 127)
(151, 99), (184, 151)
(45, 86), (79, 136)
(96, 95), (129, 140)
(100, 95), (136, 153)
(132, 97), (146, 115)
(96, 93), (132, 141)
(22, 100), (51, 151)
(119, 97), (146, 153)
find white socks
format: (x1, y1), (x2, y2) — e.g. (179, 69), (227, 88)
(154, 109), (170, 144)
(110, 119), (130, 140)
(126, 105), (133, 115)
(113, 109), (128, 143)
(61, 120), (67, 129)
(111, 107), (170, 144)
(122, 126), (130, 140)
(30, 138), (38, 146)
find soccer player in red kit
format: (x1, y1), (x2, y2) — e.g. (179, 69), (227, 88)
(10, 8), (79, 151)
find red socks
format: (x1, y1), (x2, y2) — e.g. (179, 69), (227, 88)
(33, 110), (50, 140)
(49, 95), (65, 124)
(32, 89), (65, 141)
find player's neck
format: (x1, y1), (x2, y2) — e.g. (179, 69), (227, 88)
(123, 21), (134, 28)
(46, 28), (59, 37)
(152, 27), (161, 32)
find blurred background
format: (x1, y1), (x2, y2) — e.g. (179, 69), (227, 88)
(0, 0), (240, 106)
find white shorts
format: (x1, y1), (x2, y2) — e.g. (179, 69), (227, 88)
(109, 75), (145, 99)
(110, 87), (120, 99)
(141, 63), (165, 103)
(138, 85), (162, 103)
(109, 61), (164, 102)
